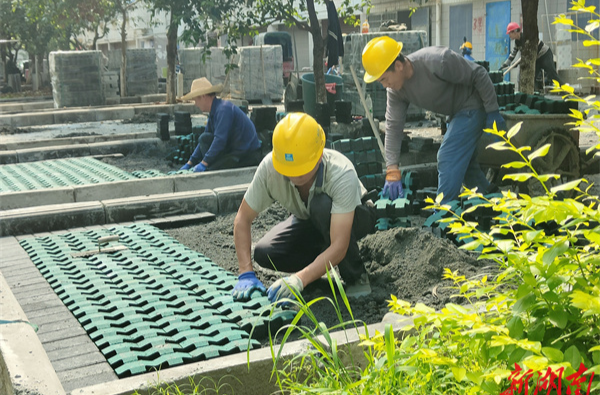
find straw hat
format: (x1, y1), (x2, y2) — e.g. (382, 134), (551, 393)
(181, 77), (223, 101)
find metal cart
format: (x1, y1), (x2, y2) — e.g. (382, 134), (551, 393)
(477, 112), (580, 193)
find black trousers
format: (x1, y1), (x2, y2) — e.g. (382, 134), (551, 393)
(535, 49), (562, 89)
(199, 131), (262, 170)
(253, 193), (376, 284)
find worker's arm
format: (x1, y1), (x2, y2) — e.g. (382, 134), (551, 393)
(501, 46), (520, 70)
(384, 89), (410, 170)
(232, 199), (266, 301)
(233, 199), (259, 274)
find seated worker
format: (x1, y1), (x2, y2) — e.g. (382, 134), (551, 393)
(231, 113), (376, 304)
(180, 78), (262, 172)
(460, 37), (475, 61)
(500, 22), (563, 90)
(362, 36), (505, 204)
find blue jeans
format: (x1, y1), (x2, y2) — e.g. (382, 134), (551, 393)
(437, 108), (489, 203)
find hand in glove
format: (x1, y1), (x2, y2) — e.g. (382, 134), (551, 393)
(382, 169), (404, 200)
(180, 163), (192, 171)
(232, 271), (266, 301)
(193, 162), (207, 172)
(267, 274), (304, 304)
(499, 62), (509, 72)
(485, 111), (507, 132)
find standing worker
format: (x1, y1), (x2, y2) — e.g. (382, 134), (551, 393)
(231, 113), (376, 304)
(460, 37), (475, 61)
(180, 78), (262, 172)
(361, 36), (505, 203)
(500, 22), (562, 90)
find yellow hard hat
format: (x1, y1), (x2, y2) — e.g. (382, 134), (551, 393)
(362, 36), (403, 83)
(272, 113), (325, 177)
(461, 41), (473, 50)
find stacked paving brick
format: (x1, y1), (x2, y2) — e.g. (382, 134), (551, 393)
(228, 45), (284, 102)
(341, 31), (426, 119)
(484, 69), (577, 115)
(19, 223), (294, 378)
(179, 47), (231, 95)
(125, 48), (158, 96)
(49, 51), (104, 108)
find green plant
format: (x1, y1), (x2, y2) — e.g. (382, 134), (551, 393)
(134, 374), (240, 395)
(271, 3), (599, 394)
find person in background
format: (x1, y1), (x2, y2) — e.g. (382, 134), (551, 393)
(460, 37), (475, 61)
(361, 36), (505, 204)
(180, 77), (262, 172)
(500, 22), (563, 90)
(231, 113), (376, 304)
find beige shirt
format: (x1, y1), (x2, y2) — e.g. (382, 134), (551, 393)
(244, 149), (366, 220)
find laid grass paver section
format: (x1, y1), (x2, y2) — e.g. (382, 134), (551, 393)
(19, 223), (292, 378)
(0, 157), (170, 192)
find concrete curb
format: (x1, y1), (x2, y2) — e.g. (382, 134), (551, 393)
(0, 103), (201, 127)
(0, 181), (250, 236)
(0, 167), (257, 211)
(0, 132), (161, 151)
(0, 269), (66, 395)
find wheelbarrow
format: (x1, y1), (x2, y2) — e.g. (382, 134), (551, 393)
(477, 112), (580, 194)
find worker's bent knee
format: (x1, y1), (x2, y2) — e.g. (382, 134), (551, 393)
(253, 240), (274, 269)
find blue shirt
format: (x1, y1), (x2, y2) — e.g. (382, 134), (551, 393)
(191, 98), (260, 165)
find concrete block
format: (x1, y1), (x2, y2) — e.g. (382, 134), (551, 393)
(0, 187), (75, 210)
(102, 190), (217, 223)
(74, 177), (174, 202)
(5, 112), (55, 127)
(0, 273), (66, 395)
(174, 103), (202, 114)
(17, 145), (92, 162)
(0, 150), (18, 164)
(133, 104), (171, 114)
(140, 94), (166, 103)
(53, 109), (97, 124)
(105, 97), (120, 105)
(0, 201), (106, 237)
(94, 107), (135, 121)
(120, 96), (141, 104)
(173, 166), (257, 192)
(214, 184), (249, 213)
(88, 138), (160, 155)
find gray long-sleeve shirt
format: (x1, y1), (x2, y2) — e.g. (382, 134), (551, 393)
(384, 46), (499, 167)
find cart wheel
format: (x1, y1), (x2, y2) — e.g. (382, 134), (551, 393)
(525, 128), (581, 196)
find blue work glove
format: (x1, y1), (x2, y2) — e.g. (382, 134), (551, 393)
(193, 162), (207, 172)
(382, 169), (404, 200)
(485, 110), (507, 132)
(267, 274), (304, 304)
(180, 163), (192, 171)
(232, 271), (266, 301)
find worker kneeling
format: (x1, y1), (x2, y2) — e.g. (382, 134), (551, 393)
(232, 113), (376, 304)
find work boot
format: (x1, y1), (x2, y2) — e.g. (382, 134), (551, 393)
(345, 272), (371, 298)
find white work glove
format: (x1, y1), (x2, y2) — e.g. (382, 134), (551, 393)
(267, 274), (304, 303)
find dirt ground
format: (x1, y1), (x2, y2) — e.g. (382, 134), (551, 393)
(164, 203), (492, 329)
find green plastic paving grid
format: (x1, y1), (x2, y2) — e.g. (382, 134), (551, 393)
(19, 223), (293, 378)
(0, 157), (170, 193)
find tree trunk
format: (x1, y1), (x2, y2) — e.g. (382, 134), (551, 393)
(307, 0), (326, 105)
(165, 11), (178, 104)
(120, 7), (128, 97)
(520, 0), (539, 94)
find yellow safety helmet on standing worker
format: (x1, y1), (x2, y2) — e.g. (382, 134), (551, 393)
(460, 41), (473, 50)
(361, 36), (404, 83)
(272, 113), (326, 177)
